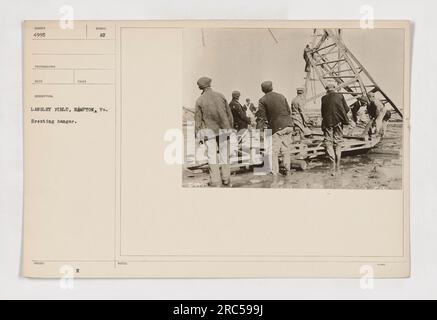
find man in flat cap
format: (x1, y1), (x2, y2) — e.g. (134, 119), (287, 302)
(367, 92), (391, 137)
(194, 76), (234, 187)
(291, 86), (311, 138)
(256, 81), (294, 177)
(229, 91), (252, 163)
(291, 87), (306, 114)
(321, 82), (350, 175)
(229, 91), (251, 131)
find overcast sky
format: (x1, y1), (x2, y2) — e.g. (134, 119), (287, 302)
(183, 28), (404, 110)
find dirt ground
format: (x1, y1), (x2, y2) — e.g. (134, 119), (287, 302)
(183, 123), (403, 190)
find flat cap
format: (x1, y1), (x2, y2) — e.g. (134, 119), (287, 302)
(197, 76), (212, 89)
(297, 87), (305, 92)
(325, 82), (336, 90)
(232, 91), (241, 98)
(261, 81), (273, 93)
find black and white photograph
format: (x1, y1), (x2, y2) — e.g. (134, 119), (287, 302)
(183, 27), (405, 189)
(6, 0), (437, 302)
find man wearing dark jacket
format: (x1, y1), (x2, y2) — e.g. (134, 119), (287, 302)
(303, 44), (312, 72)
(195, 76), (234, 187)
(256, 81), (294, 176)
(321, 82), (350, 174)
(229, 91), (251, 131)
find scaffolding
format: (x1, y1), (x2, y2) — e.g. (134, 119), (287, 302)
(304, 28), (403, 119)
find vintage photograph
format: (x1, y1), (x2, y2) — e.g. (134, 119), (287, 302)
(20, 20), (410, 280)
(183, 28), (405, 189)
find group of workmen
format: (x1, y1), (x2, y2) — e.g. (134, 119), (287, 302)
(194, 76), (388, 187)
